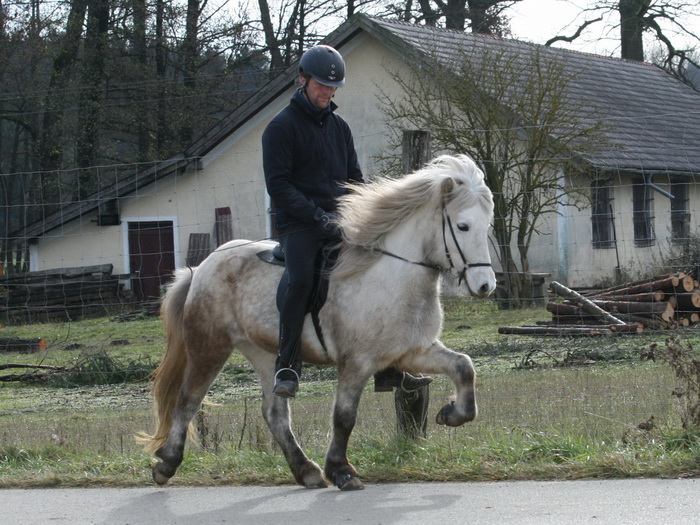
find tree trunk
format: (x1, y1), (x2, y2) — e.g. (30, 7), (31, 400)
(394, 129), (432, 440)
(36, 0), (88, 173)
(416, 0), (439, 26)
(468, 0), (495, 35)
(131, 0), (150, 161)
(76, 0), (109, 188)
(179, 0), (199, 145)
(155, 0), (171, 154)
(443, 0), (468, 31)
(619, 0), (649, 61)
(258, 0), (283, 75)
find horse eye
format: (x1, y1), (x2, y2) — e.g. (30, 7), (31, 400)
(457, 223), (469, 232)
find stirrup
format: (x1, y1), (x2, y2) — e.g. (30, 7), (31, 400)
(273, 368), (300, 398)
(274, 367), (300, 383)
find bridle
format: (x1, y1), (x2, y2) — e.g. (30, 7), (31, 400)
(378, 203), (491, 286)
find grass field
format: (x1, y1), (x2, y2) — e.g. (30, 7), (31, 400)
(1, 297), (699, 488)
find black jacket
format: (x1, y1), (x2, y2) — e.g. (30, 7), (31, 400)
(263, 88), (364, 229)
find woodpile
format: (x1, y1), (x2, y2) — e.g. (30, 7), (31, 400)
(0, 264), (128, 323)
(499, 272), (700, 336)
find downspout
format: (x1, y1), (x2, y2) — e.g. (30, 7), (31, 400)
(645, 173), (675, 200)
(556, 170), (568, 283)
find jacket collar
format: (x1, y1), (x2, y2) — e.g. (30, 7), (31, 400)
(292, 88), (337, 123)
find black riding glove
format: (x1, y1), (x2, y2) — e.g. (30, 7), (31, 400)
(313, 208), (340, 239)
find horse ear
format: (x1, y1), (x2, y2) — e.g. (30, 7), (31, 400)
(441, 177), (456, 201)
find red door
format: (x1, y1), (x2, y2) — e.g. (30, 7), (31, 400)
(128, 221), (175, 301)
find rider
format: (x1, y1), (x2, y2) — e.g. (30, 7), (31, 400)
(262, 44), (432, 398)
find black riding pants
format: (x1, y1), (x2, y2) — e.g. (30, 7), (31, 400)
(275, 224), (326, 374)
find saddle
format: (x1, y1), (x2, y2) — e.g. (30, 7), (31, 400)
(257, 243), (339, 350)
(256, 243), (287, 267)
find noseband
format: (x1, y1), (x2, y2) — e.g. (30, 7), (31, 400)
(378, 204), (491, 286)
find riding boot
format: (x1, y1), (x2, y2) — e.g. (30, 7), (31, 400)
(374, 366), (433, 392)
(273, 357), (301, 398)
(273, 324), (302, 398)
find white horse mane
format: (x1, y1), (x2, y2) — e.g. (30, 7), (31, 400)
(333, 154), (493, 278)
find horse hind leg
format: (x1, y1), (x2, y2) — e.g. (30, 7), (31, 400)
(153, 345), (232, 485)
(240, 343), (327, 489)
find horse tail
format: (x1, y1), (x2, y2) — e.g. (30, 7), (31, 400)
(136, 267), (197, 455)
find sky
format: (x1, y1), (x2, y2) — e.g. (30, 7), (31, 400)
(505, 0), (700, 58)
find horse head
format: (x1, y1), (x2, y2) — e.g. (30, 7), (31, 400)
(436, 155), (496, 299)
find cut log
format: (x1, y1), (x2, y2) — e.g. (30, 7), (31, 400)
(609, 323), (644, 334)
(0, 264), (113, 284)
(0, 337), (47, 353)
(675, 275), (695, 293)
(594, 274), (692, 297)
(546, 302), (584, 316)
(611, 312), (671, 330)
(548, 281), (626, 325)
(590, 299), (672, 316)
(498, 324), (640, 336)
(585, 272), (685, 297)
(551, 314), (604, 325)
(597, 292), (665, 302)
(673, 292), (700, 310)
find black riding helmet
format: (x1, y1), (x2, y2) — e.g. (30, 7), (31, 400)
(299, 45), (346, 87)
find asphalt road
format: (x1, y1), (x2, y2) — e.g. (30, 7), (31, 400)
(2, 478), (699, 525)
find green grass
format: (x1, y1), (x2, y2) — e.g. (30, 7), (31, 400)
(1, 298), (700, 487)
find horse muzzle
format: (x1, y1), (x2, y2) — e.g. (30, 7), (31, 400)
(464, 265), (496, 299)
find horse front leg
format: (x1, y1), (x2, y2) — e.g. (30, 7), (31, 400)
(241, 344), (327, 489)
(399, 341), (477, 427)
(324, 371), (367, 491)
(262, 394), (328, 489)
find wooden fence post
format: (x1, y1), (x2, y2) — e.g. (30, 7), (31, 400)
(395, 129), (432, 439)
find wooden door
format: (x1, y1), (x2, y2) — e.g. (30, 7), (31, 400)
(128, 221), (175, 301)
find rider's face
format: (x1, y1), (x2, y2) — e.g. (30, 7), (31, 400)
(303, 76), (337, 110)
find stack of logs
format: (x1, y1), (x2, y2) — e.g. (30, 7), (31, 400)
(0, 264), (125, 323)
(499, 272), (699, 336)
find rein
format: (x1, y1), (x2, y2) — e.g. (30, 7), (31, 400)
(379, 204), (491, 286)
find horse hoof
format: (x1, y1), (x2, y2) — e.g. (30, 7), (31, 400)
(336, 474), (364, 491)
(435, 400), (458, 426)
(303, 473), (328, 489)
(152, 462), (174, 485)
(299, 461), (328, 489)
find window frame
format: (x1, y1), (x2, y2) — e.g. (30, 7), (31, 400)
(632, 177), (655, 248)
(670, 178), (690, 242)
(591, 179), (616, 249)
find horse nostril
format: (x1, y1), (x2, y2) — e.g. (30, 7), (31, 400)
(479, 283), (491, 296)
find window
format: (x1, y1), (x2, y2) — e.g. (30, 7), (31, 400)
(591, 180), (615, 249)
(632, 177), (655, 247)
(670, 179), (690, 242)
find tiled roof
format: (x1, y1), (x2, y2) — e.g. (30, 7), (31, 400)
(355, 16), (700, 175)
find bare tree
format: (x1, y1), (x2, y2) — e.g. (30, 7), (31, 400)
(545, 1), (700, 79)
(379, 47), (609, 304)
(253, 0), (390, 74)
(408, 0), (522, 34)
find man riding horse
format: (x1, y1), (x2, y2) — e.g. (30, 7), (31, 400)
(261, 45), (432, 398)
